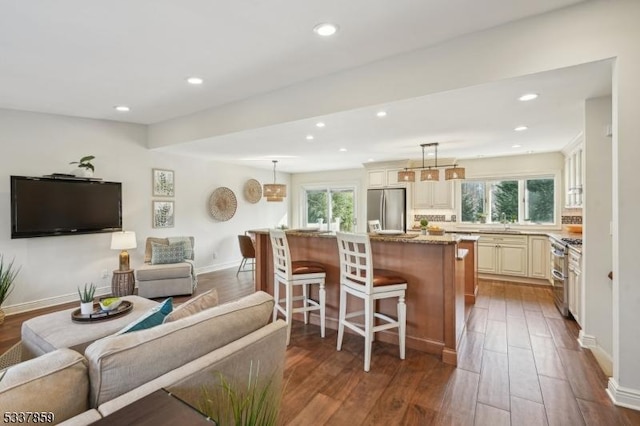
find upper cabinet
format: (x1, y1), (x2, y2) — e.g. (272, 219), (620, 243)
(365, 160), (411, 188)
(563, 137), (584, 208)
(413, 179), (454, 209)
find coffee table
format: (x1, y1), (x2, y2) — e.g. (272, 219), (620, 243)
(21, 295), (158, 360)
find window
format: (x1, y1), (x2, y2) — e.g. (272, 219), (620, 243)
(460, 176), (555, 224)
(304, 186), (355, 231)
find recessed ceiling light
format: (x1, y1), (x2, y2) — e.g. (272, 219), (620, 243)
(316, 122), (325, 128)
(313, 23), (338, 37)
(376, 111), (387, 117)
(186, 77), (204, 85)
(519, 93), (538, 101)
(427, 152), (435, 156)
(514, 126), (528, 132)
(512, 144), (522, 148)
(114, 105), (130, 112)
(339, 148), (347, 152)
(306, 135), (314, 140)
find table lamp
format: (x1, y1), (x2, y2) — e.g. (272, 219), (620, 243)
(111, 231), (137, 271)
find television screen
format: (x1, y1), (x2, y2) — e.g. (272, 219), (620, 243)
(11, 176), (122, 239)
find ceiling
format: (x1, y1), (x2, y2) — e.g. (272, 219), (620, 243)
(1, 0), (609, 173)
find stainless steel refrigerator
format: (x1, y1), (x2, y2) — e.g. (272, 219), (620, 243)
(367, 188), (406, 232)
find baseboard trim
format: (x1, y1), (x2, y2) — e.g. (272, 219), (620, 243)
(196, 260), (241, 275)
(478, 273), (550, 286)
(578, 330), (598, 348)
(607, 378), (640, 411)
(3, 285), (112, 316)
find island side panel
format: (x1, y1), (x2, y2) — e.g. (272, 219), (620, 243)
(459, 239), (479, 305)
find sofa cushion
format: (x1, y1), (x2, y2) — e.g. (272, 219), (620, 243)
(117, 298), (173, 334)
(167, 236), (194, 261)
(0, 348), (89, 423)
(84, 291), (274, 408)
(136, 261), (193, 281)
(164, 289), (218, 323)
(151, 242), (185, 265)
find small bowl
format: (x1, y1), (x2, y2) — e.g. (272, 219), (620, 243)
(99, 297), (122, 311)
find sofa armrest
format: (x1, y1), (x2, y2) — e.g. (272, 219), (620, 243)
(0, 348), (90, 424)
(97, 320), (287, 417)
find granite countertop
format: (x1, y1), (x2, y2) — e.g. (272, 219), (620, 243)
(249, 229), (460, 245)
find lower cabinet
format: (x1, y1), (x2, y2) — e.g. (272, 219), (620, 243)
(528, 236), (550, 280)
(568, 247), (583, 326)
(477, 235), (528, 277)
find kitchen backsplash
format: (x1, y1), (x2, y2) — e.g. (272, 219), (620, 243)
(414, 214), (456, 222)
(562, 215), (583, 224)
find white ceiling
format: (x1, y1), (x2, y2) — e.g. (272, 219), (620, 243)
(1, 0), (608, 173)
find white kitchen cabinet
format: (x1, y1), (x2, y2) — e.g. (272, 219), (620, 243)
(367, 167), (407, 188)
(412, 179), (454, 209)
(568, 247), (583, 326)
(528, 236), (550, 280)
(477, 234), (528, 277)
(564, 140), (584, 208)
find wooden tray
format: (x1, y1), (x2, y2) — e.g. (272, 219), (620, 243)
(71, 300), (133, 323)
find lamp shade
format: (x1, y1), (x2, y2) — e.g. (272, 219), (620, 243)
(111, 231), (137, 250)
(397, 170), (415, 182)
(445, 167), (466, 180)
(420, 169), (440, 182)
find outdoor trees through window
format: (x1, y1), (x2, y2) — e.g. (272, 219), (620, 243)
(305, 187), (355, 232)
(461, 177), (555, 224)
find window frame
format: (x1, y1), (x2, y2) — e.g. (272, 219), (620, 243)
(457, 170), (561, 226)
(300, 183), (358, 231)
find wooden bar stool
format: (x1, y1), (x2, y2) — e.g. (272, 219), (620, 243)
(269, 229), (326, 345)
(335, 232), (407, 372)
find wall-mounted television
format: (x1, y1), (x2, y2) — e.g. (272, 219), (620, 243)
(11, 176), (122, 239)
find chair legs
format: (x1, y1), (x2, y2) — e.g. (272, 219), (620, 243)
(338, 289), (407, 372)
(273, 277), (326, 346)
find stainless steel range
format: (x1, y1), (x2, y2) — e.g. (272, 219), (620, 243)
(549, 236), (582, 317)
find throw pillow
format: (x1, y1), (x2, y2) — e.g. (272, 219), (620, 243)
(163, 289), (219, 323)
(150, 241), (185, 265)
(117, 298), (173, 334)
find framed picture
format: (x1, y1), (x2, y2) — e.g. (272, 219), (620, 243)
(153, 168), (175, 197)
(153, 200), (175, 228)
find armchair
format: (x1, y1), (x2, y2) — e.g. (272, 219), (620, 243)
(136, 237), (197, 298)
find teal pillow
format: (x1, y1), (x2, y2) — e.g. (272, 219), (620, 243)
(117, 298), (173, 334)
(150, 242), (185, 265)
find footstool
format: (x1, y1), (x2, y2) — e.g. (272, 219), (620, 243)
(21, 295), (159, 360)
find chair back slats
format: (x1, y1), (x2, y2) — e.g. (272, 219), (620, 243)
(367, 220), (381, 232)
(336, 232), (374, 292)
(269, 229), (292, 280)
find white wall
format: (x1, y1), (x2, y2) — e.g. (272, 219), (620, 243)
(581, 96), (613, 368)
(0, 108), (289, 313)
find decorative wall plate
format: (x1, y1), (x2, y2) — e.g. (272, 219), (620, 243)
(243, 179), (262, 203)
(209, 187), (237, 221)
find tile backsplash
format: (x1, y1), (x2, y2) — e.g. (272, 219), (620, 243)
(562, 215), (583, 224)
(414, 214), (456, 223)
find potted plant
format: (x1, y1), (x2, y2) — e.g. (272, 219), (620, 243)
(0, 256), (20, 325)
(78, 283), (96, 315)
(420, 219), (429, 235)
(476, 212), (488, 224)
(70, 155), (95, 178)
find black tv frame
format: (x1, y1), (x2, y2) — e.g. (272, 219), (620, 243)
(10, 175), (123, 239)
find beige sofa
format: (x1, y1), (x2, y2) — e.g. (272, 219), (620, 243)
(136, 236), (197, 298)
(0, 292), (287, 425)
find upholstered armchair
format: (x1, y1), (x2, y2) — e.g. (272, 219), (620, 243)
(136, 236), (197, 298)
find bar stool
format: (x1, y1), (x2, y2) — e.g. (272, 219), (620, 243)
(335, 232), (407, 372)
(236, 235), (255, 277)
(368, 220), (381, 232)
(269, 229), (326, 345)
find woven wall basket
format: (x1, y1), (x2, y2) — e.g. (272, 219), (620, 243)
(209, 187), (237, 221)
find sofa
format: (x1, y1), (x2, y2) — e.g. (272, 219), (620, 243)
(0, 291), (287, 425)
(136, 236), (197, 298)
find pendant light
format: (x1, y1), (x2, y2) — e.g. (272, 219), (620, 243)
(397, 143), (466, 182)
(263, 160), (286, 202)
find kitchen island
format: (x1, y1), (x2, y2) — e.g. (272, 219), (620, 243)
(250, 229), (468, 365)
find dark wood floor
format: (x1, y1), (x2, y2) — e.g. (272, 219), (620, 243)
(2, 270), (639, 425)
